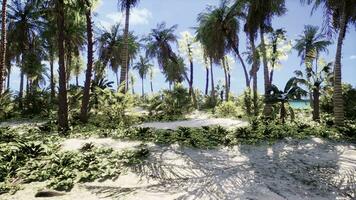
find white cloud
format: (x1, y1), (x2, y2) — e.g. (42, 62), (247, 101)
(350, 55), (356, 60)
(104, 8), (152, 27)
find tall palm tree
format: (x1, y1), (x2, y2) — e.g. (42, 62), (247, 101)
(294, 25), (331, 121)
(0, 0), (8, 95)
(145, 22), (183, 87)
(80, 0), (98, 122)
(56, 0), (69, 131)
(97, 24), (122, 84)
(7, 0), (42, 108)
(118, 0), (140, 93)
(148, 65), (154, 93)
(301, 0), (356, 125)
(133, 56), (152, 97)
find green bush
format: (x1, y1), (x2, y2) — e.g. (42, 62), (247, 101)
(215, 101), (243, 118)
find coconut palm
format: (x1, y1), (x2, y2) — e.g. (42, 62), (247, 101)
(148, 65), (154, 93)
(97, 24), (122, 84)
(79, 0), (98, 122)
(294, 25), (331, 121)
(0, 0), (8, 95)
(301, 0), (356, 125)
(266, 77), (307, 123)
(145, 22), (183, 87)
(118, 0), (140, 93)
(55, 0), (69, 131)
(133, 56), (152, 97)
(7, 0), (42, 108)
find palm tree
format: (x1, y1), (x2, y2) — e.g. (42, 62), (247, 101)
(294, 25), (331, 121)
(0, 0), (8, 95)
(148, 65), (154, 93)
(301, 0), (356, 125)
(295, 59), (333, 121)
(178, 31), (198, 104)
(97, 24), (122, 85)
(145, 22), (182, 87)
(80, 0), (98, 122)
(133, 56), (152, 97)
(56, 0), (69, 131)
(266, 77), (307, 123)
(7, 0), (42, 108)
(118, 0), (140, 93)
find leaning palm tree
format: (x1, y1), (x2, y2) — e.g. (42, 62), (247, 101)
(301, 0), (356, 125)
(133, 56), (152, 97)
(0, 0), (8, 95)
(118, 0), (140, 93)
(294, 25), (331, 121)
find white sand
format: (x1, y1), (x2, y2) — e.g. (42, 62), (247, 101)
(2, 137), (356, 200)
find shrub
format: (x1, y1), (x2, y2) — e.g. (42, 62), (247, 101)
(215, 101), (242, 118)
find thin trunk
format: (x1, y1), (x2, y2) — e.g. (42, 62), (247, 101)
(80, 6), (94, 123)
(50, 56), (55, 101)
(280, 102), (286, 124)
(250, 37), (259, 116)
(125, 60), (129, 92)
(205, 67), (209, 96)
(115, 71), (119, 89)
(57, 0), (69, 131)
(229, 37), (250, 87)
(19, 70), (24, 109)
(150, 78), (153, 93)
(0, 0), (7, 95)
(333, 4), (347, 126)
(189, 59), (197, 107)
(119, 6), (130, 93)
(222, 58), (229, 101)
(76, 75), (79, 87)
(260, 29), (272, 116)
(66, 43), (72, 89)
(210, 58), (215, 101)
(313, 84), (320, 121)
(6, 63), (10, 90)
(141, 77), (144, 97)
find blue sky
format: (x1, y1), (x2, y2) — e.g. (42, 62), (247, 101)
(9, 0), (356, 95)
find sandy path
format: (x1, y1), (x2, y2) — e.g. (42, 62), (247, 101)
(137, 118), (248, 130)
(2, 137), (356, 200)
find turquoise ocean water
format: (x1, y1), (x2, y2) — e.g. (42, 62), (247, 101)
(289, 100), (311, 109)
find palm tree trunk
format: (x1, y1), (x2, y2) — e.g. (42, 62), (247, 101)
(0, 0), (7, 95)
(56, 0), (69, 132)
(66, 43), (72, 89)
(250, 38), (259, 116)
(150, 78), (153, 93)
(313, 84), (320, 121)
(222, 58), (229, 101)
(50, 56), (55, 101)
(76, 75), (79, 87)
(115, 71), (119, 89)
(141, 77), (144, 97)
(210, 58), (215, 101)
(280, 102), (286, 124)
(119, 6), (130, 93)
(260, 29), (272, 116)
(229, 38), (250, 87)
(333, 6), (347, 126)
(19, 70), (24, 109)
(6, 66), (10, 90)
(80, 5), (94, 123)
(205, 66), (209, 96)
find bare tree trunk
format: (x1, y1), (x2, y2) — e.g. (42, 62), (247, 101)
(119, 6), (130, 93)
(6, 66), (10, 90)
(250, 38), (259, 117)
(50, 56), (55, 101)
(150, 79), (153, 93)
(210, 58), (215, 102)
(313, 84), (320, 121)
(260, 29), (272, 116)
(205, 66), (209, 96)
(141, 77), (144, 97)
(0, 0), (7, 95)
(222, 58), (229, 101)
(80, 5), (94, 123)
(333, 4), (347, 126)
(57, 0), (69, 132)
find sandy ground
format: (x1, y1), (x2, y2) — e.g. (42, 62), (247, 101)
(2, 137), (356, 200)
(137, 111), (249, 130)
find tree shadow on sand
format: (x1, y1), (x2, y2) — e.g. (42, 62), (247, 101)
(85, 139), (355, 199)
